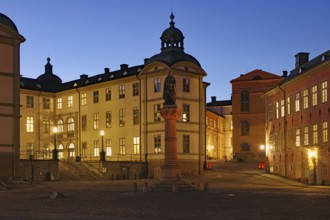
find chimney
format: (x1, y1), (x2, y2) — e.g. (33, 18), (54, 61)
(144, 58), (149, 64)
(120, 64), (128, 70)
(211, 96), (216, 102)
(295, 52), (309, 68)
(282, 70), (288, 78)
(104, 67), (110, 74)
(80, 74), (88, 80)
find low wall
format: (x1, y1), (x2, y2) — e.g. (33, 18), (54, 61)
(19, 160), (58, 183)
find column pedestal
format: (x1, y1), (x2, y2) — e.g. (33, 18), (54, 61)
(160, 106), (181, 180)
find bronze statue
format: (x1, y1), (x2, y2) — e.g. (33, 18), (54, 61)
(163, 72), (176, 106)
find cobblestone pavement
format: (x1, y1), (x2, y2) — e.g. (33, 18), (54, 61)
(1, 161), (330, 219)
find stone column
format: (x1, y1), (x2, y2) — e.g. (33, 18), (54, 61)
(160, 106), (181, 180)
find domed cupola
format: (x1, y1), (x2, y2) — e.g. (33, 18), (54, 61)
(37, 58), (62, 85)
(0, 13), (19, 33)
(146, 13), (200, 67)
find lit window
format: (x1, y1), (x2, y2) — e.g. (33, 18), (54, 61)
(26, 117), (34, 132)
(43, 98), (50, 109)
(68, 117), (74, 131)
(93, 140), (99, 157)
(240, 90), (249, 112)
(322, 121), (328, 143)
(43, 144), (50, 159)
(106, 111), (112, 128)
(105, 88), (111, 101)
(133, 107), (139, 125)
(58, 144), (64, 159)
(68, 95), (73, 108)
(57, 119), (64, 132)
(119, 85), (125, 99)
(68, 143), (75, 157)
(154, 78), (161, 92)
(133, 136), (140, 154)
(26, 143), (34, 159)
(322, 81), (327, 103)
(81, 93), (87, 106)
(93, 113), (99, 130)
(154, 135), (161, 153)
(183, 135), (190, 153)
(154, 104), (161, 122)
(183, 104), (190, 122)
(287, 96), (291, 115)
(303, 126), (309, 146)
(82, 115), (87, 131)
(119, 109), (125, 127)
(106, 139), (112, 156)
(295, 92), (300, 112)
(312, 85), (317, 106)
(93, 91), (99, 103)
(26, 96), (34, 108)
(57, 98), (62, 110)
(295, 128), (301, 147)
(312, 124), (318, 145)
(183, 78), (190, 92)
(119, 138), (126, 155)
(133, 83), (139, 96)
(42, 117), (50, 133)
(275, 102), (279, 119)
(303, 89), (308, 109)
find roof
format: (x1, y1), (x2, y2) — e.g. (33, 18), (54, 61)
(0, 13), (19, 33)
(231, 69), (283, 83)
(207, 99), (232, 107)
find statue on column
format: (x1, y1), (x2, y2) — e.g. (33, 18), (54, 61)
(163, 71), (176, 106)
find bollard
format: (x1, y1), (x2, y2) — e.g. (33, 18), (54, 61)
(142, 182), (148, 193)
(132, 182), (138, 193)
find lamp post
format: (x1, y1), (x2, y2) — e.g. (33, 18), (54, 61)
(52, 127), (58, 161)
(100, 130), (106, 162)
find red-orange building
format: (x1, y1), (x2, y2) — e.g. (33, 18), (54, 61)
(231, 70), (283, 161)
(265, 52), (330, 184)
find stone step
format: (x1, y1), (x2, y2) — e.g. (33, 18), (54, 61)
(150, 180), (196, 192)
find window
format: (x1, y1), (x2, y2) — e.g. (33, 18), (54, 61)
(322, 121), (328, 143)
(275, 102), (279, 119)
(93, 140), (100, 157)
(68, 143), (75, 157)
(93, 91), (99, 103)
(57, 98), (62, 110)
(241, 120), (249, 136)
(241, 143), (250, 151)
(119, 109), (125, 127)
(312, 124), (318, 145)
(183, 78), (190, 92)
(133, 137), (140, 154)
(133, 107), (139, 125)
(280, 100), (285, 117)
(154, 78), (161, 92)
(183, 104), (190, 122)
(312, 85), (317, 106)
(26, 117), (34, 132)
(93, 113), (99, 130)
(82, 142), (87, 158)
(68, 117), (74, 131)
(81, 93), (87, 106)
(133, 83), (139, 96)
(26, 143), (34, 159)
(106, 111), (112, 128)
(26, 96), (34, 108)
(106, 139), (112, 156)
(322, 81), (327, 103)
(154, 104), (161, 122)
(119, 85), (125, 99)
(42, 117), (50, 133)
(287, 96), (291, 115)
(295, 92), (300, 112)
(43, 144), (50, 159)
(303, 89), (308, 109)
(105, 88), (112, 101)
(240, 90), (249, 112)
(119, 138), (126, 155)
(57, 119), (64, 132)
(43, 98), (50, 109)
(183, 135), (190, 153)
(295, 128), (301, 147)
(68, 95), (73, 108)
(288, 129), (293, 149)
(303, 126), (309, 146)
(82, 115), (87, 131)
(154, 135), (161, 153)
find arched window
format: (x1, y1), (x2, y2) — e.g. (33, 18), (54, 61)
(58, 144), (64, 159)
(67, 117), (75, 132)
(241, 90), (249, 112)
(241, 120), (250, 136)
(57, 119), (64, 132)
(68, 143), (75, 157)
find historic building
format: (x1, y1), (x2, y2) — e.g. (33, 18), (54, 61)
(231, 70), (283, 161)
(19, 13), (207, 178)
(265, 51), (330, 184)
(0, 13), (25, 179)
(207, 97), (232, 160)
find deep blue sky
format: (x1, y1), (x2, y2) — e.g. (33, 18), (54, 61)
(2, 0), (330, 102)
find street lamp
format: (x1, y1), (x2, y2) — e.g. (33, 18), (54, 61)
(100, 130), (106, 162)
(52, 127), (58, 161)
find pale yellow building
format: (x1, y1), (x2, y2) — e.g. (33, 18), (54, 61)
(19, 13), (207, 178)
(0, 13), (25, 179)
